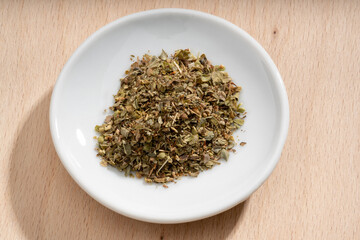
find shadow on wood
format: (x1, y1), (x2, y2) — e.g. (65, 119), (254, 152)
(9, 91), (248, 240)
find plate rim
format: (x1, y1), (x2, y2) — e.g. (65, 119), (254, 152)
(49, 8), (290, 223)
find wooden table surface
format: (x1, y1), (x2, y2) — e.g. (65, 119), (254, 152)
(1, 0), (359, 239)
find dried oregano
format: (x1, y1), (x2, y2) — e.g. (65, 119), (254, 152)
(95, 49), (246, 184)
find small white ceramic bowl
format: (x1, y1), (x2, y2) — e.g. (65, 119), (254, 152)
(50, 9), (289, 223)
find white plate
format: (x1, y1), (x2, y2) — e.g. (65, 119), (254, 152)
(50, 9), (289, 223)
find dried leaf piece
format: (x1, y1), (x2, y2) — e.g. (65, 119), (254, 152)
(234, 118), (245, 126)
(157, 152), (167, 159)
(159, 49), (168, 60)
(121, 127), (130, 138)
(158, 116), (163, 125)
(204, 130), (214, 141)
(203, 154), (211, 163)
(221, 149), (229, 161)
(97, 136), (104, 143)
(123, 141), (132, 156)
(105, 115), (112, 123)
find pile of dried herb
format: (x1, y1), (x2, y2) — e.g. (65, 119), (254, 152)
(95, 49), (245, 184)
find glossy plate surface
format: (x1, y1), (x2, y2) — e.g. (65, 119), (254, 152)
(50, 9), (289, 223)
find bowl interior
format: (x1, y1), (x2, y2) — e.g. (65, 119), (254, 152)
(50, 9), (288, 223)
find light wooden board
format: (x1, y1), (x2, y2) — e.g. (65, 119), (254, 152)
(0, 0), (359, 239)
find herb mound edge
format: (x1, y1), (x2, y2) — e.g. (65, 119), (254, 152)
(94, 49), (246, 185)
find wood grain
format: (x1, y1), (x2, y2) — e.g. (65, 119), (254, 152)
(0, 0), (359, 239)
